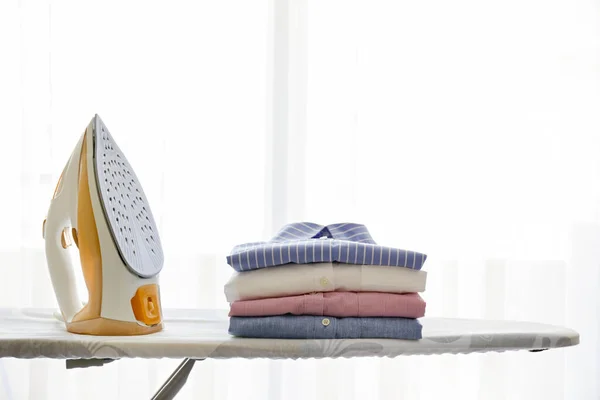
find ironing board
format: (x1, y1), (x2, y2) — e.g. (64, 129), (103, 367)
(0, 308), (579, 400)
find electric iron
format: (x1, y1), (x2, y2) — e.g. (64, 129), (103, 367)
(43, 114), (164, 335)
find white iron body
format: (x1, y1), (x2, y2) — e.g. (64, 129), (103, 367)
(44, 115), (163, 335)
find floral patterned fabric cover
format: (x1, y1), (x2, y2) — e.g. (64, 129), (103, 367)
(0, 308), (578, 360)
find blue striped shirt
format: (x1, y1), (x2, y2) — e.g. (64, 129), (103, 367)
(226, 222), (427, 272)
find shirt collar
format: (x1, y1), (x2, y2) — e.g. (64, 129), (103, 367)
(271, 222), (377, 244)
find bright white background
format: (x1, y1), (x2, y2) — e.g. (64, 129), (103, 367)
(1, 0), (599, 399)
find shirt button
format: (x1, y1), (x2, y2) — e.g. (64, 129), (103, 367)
(319, 277), (329, 287)
(322, 318), (330, 326)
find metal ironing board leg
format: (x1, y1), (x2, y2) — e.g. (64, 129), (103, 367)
(150, 358), (202, 400)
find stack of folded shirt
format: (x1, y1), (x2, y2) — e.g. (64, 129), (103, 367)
(224, 222), (427, 340)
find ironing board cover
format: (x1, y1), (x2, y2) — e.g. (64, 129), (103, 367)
(0, 308), (578, 360)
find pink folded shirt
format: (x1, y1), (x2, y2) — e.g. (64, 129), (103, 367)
(229, 292), (426, 318)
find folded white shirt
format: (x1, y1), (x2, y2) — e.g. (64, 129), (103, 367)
(224, 262), (427, 302)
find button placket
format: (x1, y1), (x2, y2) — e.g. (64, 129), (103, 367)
(316, 264), (334, 298)
(304, 292), (322, 315)
(319, 292), (324, 315)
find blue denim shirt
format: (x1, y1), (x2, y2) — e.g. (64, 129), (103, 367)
(229, 315), (422, 340)
(227, 222), (427, 272)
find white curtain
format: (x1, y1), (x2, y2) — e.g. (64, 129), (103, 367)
(1, 0), (599, 399)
